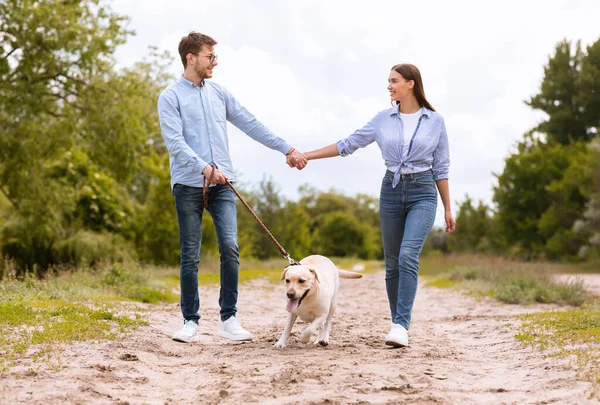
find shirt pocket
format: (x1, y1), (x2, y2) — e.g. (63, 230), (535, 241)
(212, 101), (226, 122)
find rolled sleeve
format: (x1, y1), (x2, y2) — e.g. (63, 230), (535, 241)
(432, 118), (450, 181)
(337, 113), (379, 157)
(158, 90), (208, 173)
(222, 86), (292, 155)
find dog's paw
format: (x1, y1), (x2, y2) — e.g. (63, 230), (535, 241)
(274, 340), (287, 349)
(314, 339), (329, 347)
(299, 330), (312, 343)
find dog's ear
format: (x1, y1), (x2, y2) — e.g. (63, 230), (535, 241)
(280, 267), (289, 281)
(308, 268), (319, 283)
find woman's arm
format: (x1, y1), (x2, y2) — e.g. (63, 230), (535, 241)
(303, 112), (380, 164)
(435, 178), (456, 233)
(305, 144), (340, 161)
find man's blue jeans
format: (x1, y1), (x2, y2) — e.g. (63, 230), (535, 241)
(380, 170), (437, 330)
(173, 184), (240, 323)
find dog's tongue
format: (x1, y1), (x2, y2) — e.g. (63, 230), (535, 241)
(286, 298), (299, 313)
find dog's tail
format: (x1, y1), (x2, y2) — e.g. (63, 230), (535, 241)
(338, 269), (363, 279)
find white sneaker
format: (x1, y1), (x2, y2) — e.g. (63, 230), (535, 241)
(217, 316), (253, 341)
(172, 319), (199, 343)
(384, 323), (409, 347)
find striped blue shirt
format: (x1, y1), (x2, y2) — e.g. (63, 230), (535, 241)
(158, 76), (293, 189)
(337, 107), (450, 188)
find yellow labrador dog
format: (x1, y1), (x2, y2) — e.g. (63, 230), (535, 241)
(274, 255), (362, 348)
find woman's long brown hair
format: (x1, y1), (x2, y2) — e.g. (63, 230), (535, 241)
(391, 64), (435, 112)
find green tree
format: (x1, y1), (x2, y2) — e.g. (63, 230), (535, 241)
(493, 138), (592, 259)
(298, 186), (382, 259)
(573, 138), (600, 259)
(537, 142), (593, 260)
(0, 0), (171, 272)
(579, 39), (600, 137)
(447, 196), (501, 254)
(526, 40), (588, 145)
(493, 138), (571, 257)
(313, 212), (369, 258)
(492, 37), (600, 260)
(236, 177), (312, 260)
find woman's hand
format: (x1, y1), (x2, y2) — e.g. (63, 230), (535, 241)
(444, 210), (456, 233)
(286, 148), (308, 170)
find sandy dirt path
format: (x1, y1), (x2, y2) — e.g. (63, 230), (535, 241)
(1, 270), (595, 405)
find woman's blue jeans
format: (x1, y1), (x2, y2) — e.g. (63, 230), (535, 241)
(380, 170), (437, 329)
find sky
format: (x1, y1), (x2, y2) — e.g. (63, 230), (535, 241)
(110, 0), (600, 226)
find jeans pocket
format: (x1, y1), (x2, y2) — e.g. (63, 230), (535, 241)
(382, 172), (393, 186)
(414, 173), (435, 187)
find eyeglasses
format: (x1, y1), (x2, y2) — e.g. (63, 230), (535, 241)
(192, 53), (218, 64)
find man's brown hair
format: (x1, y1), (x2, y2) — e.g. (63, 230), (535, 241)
(178, 32), (217, 68)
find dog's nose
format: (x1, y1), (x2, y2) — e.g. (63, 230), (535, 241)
(286, 291), (295, 299)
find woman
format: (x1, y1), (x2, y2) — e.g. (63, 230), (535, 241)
(304, 64), (456, 347)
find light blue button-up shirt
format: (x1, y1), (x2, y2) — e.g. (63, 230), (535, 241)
(158, 76), (293, 189)
(337, 107), (450, 188)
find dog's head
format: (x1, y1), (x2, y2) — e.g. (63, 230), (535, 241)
(280, 265), (319, 313)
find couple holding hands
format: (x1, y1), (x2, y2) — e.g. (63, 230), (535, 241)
(158, 32), (455, 347)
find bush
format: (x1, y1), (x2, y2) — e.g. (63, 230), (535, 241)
(313, 213), (370, 258)
(54, 231), (135, 268)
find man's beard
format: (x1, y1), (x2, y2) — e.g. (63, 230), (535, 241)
(195, 64), (210, 80)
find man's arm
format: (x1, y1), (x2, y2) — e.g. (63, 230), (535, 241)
(221, 86), (307, 169)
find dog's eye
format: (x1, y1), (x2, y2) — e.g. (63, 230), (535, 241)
(285, 279), (290, 283)
(299, 279), (306, 284)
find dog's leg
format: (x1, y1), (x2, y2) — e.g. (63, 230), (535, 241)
(274, 313), (298, 348)
(316, 301), (336, 346)
(300, 315), (327, 343)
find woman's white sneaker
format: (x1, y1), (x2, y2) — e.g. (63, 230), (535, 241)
(384, 323), (409, 347)
(172, 319), (200, 343)
(218, 316), (253, 341)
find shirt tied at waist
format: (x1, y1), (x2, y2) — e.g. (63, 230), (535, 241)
(390, 160), (415, 188)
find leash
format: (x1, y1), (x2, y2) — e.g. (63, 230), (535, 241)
(203, 166), (300, 266)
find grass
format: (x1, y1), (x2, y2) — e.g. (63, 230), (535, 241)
(0, 260), (178, 374)
(0, 254), (383, 373)
(515, 304), (600, 398)
(0, 253), (596, 378)
(0, 299), (146, 374)
(0, 255), (378, 374)
(423, 254), (590, 306)
(422, 254), (599, 396)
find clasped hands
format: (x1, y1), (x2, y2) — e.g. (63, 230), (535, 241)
(286, 148), (308, 170)
(202, 147), (308, 186)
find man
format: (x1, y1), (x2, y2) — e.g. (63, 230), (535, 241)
(158, 32), (307, 343)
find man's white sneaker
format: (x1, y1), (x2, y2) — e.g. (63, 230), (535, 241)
(217, 316), (253, 341)
(384, 323), (409, 347)
(172, 319), (199, 343)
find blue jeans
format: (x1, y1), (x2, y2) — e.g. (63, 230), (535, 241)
(380, 170), (437, 329)
(173, 184), (240, 323)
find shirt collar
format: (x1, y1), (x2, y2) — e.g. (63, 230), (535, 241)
(389, 106), (431, 117)
(179, 75), (205, 88)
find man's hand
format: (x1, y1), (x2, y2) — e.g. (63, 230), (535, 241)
(202, 165), (228, 184)
(286, 148), (308, 170)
